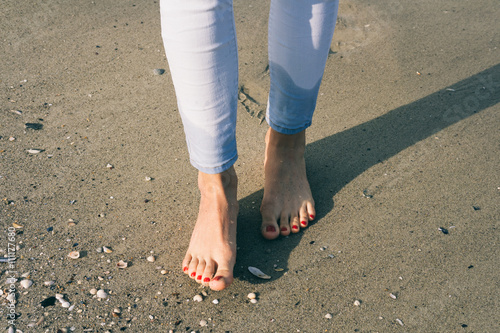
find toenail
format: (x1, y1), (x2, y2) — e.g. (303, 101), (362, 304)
(183, 267), (188, 272)
(281, 227), (287, 232)
(213, 276), (222, 281)
(196, 275), (202, 280)
(292, 225), (299, 230)
(301, 221), (307, 226)
(190, 272), (196, 277)
(310, 214), (315, 219)
(203, 277), (210, 283)
(266, 225), (276, 232)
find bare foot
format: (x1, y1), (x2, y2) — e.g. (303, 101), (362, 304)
(260, 128), (315, 240)
(182, 166), (238, 291)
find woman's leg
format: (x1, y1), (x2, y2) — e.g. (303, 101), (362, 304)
(160, 0), (239, 290)
(261, 0), (339, 239)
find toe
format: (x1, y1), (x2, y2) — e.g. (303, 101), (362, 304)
(188, 257), (199, 279)
(307, 201), (316, 221)
(279, 214), (291, 236)
(299, 204), (309, 228)
(195, 260), (206, 283)
(290, 216), (300, 233)
(202, 262), (215, 286)
(209, 268), (234, 291)
(261, 210), (280, 240)
(182, 254), (192, 275)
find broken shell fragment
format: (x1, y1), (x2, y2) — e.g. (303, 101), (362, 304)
(44, 280), (55, 286)
(27, 149), (42, 154)
(96, 289), (108, 299)
(354, 300), (361, 306)
(193, 294), (203, 302)
(102, 246), (113, 253)
(12, 222), (23, 229)
(146, 255), (155, 262)
(247, 292), (256, 300)
(20, 279), (33, 289)
(248, 266), (271, 279)
(116, 260), (128, 269)
(68, 251), (80, 259)
(89, 288), (97, 295)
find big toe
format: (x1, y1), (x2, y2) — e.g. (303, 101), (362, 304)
(209, 268), (234, 291)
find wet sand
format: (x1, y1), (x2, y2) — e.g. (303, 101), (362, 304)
(1, 0), (499, 331)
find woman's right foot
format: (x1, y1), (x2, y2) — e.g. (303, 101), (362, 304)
(182, 166), (239, 291)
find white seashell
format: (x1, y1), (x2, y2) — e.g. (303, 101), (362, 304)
(201, 290), (208, 297)
(147, 255), (155, 262)
(27, 149), (41, 154)
(212, 299), (219, 304)
(55, 293), (64, 300)
(325, 313), (333, 319)
(21, 272), (30, 278)
(113, 308), (121, 314)
(160, 270), (167, 275)
(389, 293), (397, 299)
(102, 246), (113, 253)
(396, 318), (404, 326)
(89, 288), (97, 295)
(61, 301), (70, 308)
(144, 176), (152, 181)
(96, 289), (108, 299)
(44, 281), (55, 286)
(20, 279), (33, 289)
(68, 304), (75, 311)
(106, 163), (113, 169)
(68, 251), (80, 259)
(248, 266), (271, 279)
(247, 292), (256, 300)
(250, 298), (258, 304)
(354, 300), (361, 306)
(9, 136), (16, 141)
(193, 294), (203, 302)
(199, 320), (207, 326)
(116, 260), (128, 269)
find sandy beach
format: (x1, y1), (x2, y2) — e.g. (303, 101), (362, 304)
(1, 0), (499, 331)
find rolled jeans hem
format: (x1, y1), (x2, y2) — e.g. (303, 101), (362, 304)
(267, 116), (311, 135)
(191, 153), (238, 174)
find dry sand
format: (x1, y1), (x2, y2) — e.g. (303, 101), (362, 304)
(1, 0), (499, 332)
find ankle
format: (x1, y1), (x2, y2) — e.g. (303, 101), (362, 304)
(198, 166), (238, 193)
(267, 128), (306, 150)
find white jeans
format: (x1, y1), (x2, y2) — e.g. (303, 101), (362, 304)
(160, 0), (338, 174)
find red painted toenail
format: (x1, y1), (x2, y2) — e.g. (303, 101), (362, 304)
(190, 272), (196, 277)
(266, 225), (276, 232)
(292, 225), (299, 230)
(196, 275), (202, 280)
(183, 267), (188, 272)
(310, 215), (315, 219)
(301, 221), (307, 226)
(281, 227), (287, 231)
(213, 276), (222, 281)
(203, 277), (210, 283)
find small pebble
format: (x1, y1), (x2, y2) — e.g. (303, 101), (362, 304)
(44, 281), (55, 286)
(199, 319), (207, 326)
(153, 68), (165, 75)
(160, 269), (167, 275)
(96, 247), (103, 253)
(193, 294), (203, 302)
(9, 136), (15, 141)
(201, 290), (208, 297)
(250, 298), (258, 304)
(212, 299), (219, 304)
(325, 313), (333, 319)
(89, 288), (97, 295)
(147, 255), (155, 262)
(106, 163), (113, 169)
(61, 301), (71, 308)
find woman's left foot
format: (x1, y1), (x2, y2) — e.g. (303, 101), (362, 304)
(260, 128), (315, 239)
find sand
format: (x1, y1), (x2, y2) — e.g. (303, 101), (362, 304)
(1, 0), (499, 332)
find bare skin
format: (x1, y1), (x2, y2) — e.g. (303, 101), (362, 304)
(260, 128), (315, 239)
(183, 127), (314, 290)
(182, 166), (238, 291)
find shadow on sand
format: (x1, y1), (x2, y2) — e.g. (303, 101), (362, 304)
(234, 63), (499, 283)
